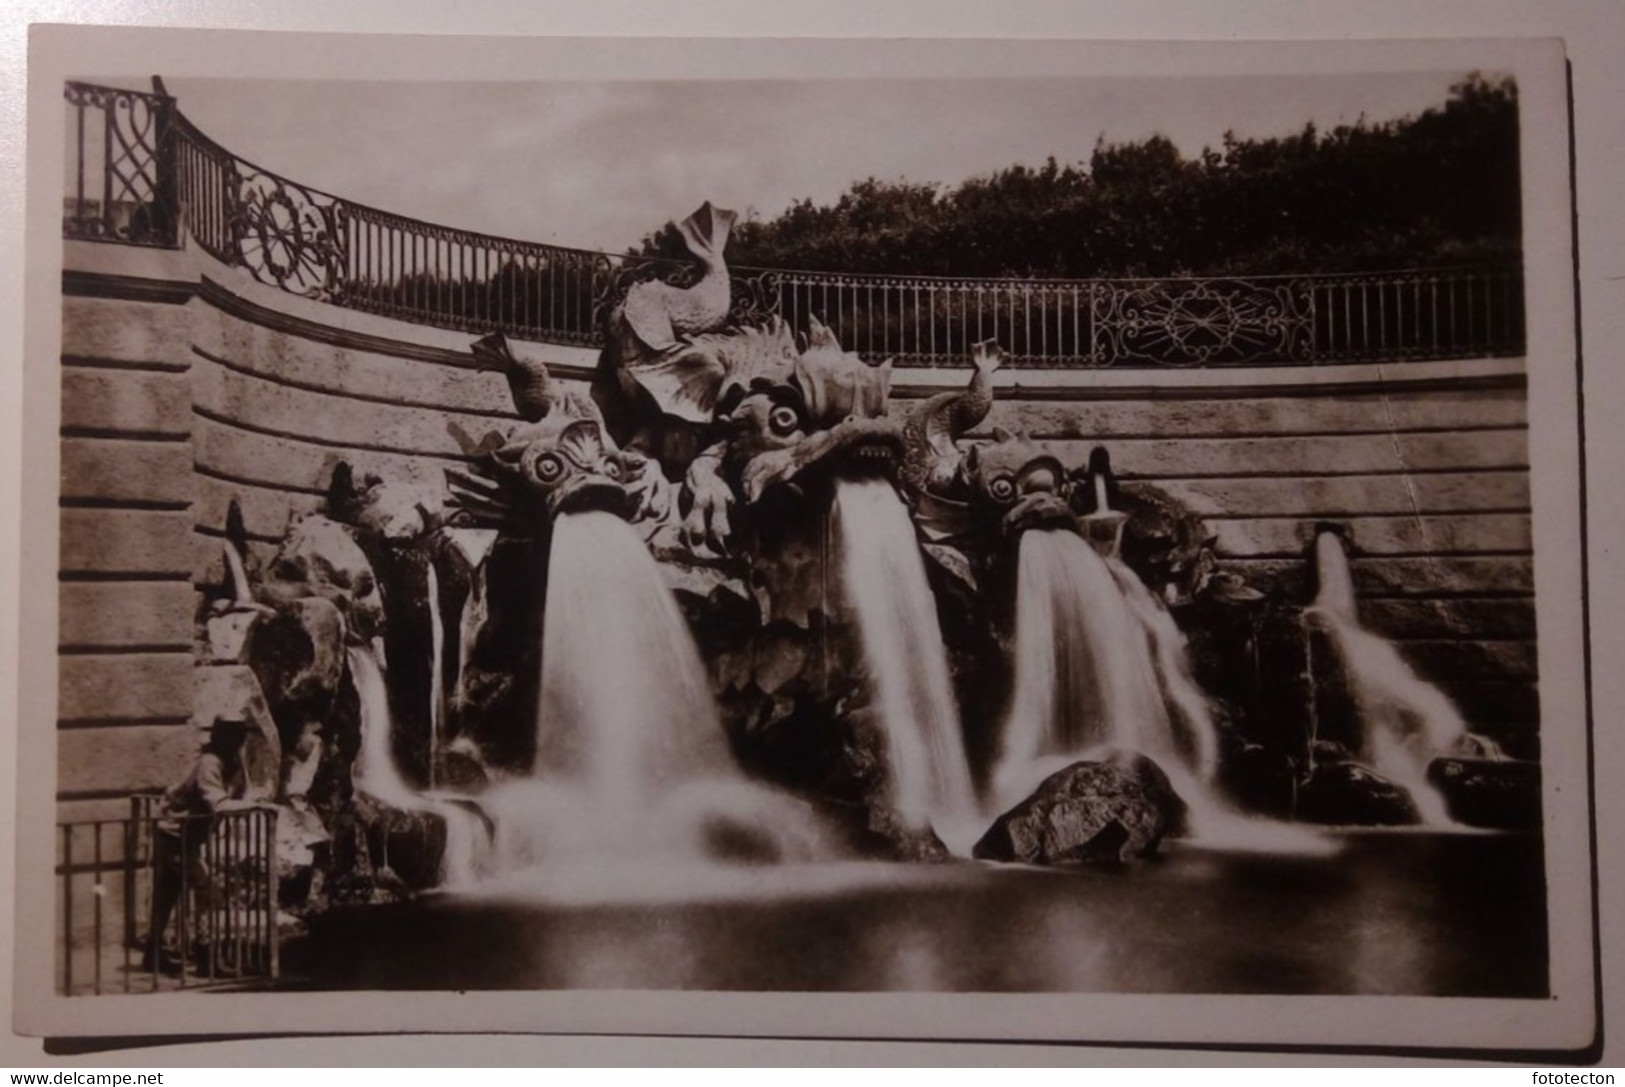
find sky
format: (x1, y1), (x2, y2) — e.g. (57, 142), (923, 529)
(151, 71), (1480, 254)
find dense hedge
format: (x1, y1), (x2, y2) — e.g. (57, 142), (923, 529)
(637, 75), (1520, 279)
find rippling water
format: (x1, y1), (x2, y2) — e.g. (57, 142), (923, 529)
(285, 831), (1546, 996)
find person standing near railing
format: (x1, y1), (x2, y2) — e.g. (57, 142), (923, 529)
(141, 714), (255, 973)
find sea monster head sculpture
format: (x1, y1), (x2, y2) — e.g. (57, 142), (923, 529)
(714, 316), (902, 505)
(446, 335), (673, 534)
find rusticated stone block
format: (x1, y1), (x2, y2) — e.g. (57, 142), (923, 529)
(59, 508), (192, 576)
(60, 438), (193, 505)
(61, 294), (195, 368)
(974, 388), (1527, 440)
(61, 367), (191, 435)
(58, 581), (195, 648)
(58, 723), (199, 795)
(58, 652), (193, 722)
(1156, 473), (1529, 519)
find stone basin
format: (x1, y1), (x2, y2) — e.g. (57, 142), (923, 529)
(280, 830), (1546, 996)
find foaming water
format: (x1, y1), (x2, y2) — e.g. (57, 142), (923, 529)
(1308, 531), (1467, 826)
(834, 479), (978, 849)
(536, 511), (731, 813)
(348, 644), (483, 885)
(995, 529), (1331, 854)
(489, 510), (832, 873)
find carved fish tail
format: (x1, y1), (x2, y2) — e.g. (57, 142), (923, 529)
(677, 201), (738, 264)
(943, 380), (995, 441)
(507, 359), (555, 422)
(470, 332), (515, 373)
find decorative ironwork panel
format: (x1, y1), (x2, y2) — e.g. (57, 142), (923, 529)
(226, 166), (348, 300)
(728, 269), (783, 328)
(1092, 278), (1316, 366)
(62, 83), (177, 247)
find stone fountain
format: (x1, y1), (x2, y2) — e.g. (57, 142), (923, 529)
(203, 203), (1539, 925)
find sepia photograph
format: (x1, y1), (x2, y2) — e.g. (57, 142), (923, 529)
(12, 28), (1595, 1054)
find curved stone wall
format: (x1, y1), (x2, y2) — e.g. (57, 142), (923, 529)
(59, 248), (202, 822)
(56, 240), (1540, 819)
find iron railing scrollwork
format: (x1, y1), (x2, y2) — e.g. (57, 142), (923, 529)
(230, 166), (348, 300)
(727, 269), (784, 328)
(62, 83), (178, 247)
(1092, 277), (1316, 367)
(64, 80), (1527, 368)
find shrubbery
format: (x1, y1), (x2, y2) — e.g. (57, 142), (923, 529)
(636, 75), (1520, 278)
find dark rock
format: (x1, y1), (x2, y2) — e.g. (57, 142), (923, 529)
(273, 801), (331, 912)
(1427, 756), (1542, 831)
(699, 815), (787, 866)
(1216, 737), (1297, 818)
(1304, 616), (1366, 756)
(1310, 738), (1358, 764)
(244, 598), (347, 754)
(1113, 482), (1218, 605)
(327, 865), (413, 907)
(451, 536), (547, 772)
(438, 735), (494, 793)
(861, 806), (951, 863)
(1295, 760), (1421, 826)
(973, 752), (1187, 865)
(351, 792), (449, 891)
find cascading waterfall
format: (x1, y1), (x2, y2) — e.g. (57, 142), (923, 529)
(348, 643), (481, 886)
(1107, 559), (1220, 783)
(427, 561), (444, 790)
(834, 478), (979, 849)
(486, 509), (827, 875)
(1307, 530), (1468, 826)
(993, 529), (1219, 809)
(990, 527), (1330, 851)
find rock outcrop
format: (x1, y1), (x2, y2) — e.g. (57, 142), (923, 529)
(974, 752), (1187, 865)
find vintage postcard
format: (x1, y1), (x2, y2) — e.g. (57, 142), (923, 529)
(13, 27), (1595, 1054)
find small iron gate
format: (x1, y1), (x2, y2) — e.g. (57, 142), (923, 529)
(56, 798), (279, 994)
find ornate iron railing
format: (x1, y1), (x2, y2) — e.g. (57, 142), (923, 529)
(766, 265), (1524, 367)
(65, 80), (1527, 367)
(62, 83), (178, 246)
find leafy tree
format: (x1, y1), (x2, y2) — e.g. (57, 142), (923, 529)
(635, 75), (1520, 278)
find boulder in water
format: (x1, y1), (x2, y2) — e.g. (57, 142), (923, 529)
(1427, 756), (1542, 831)
(438, 735), (495, 793)
(1295, 759), (1421, 826)
(698, 815), (791, 865)
(863, 807), (950, 863)
(974, 752), (1187, 865)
